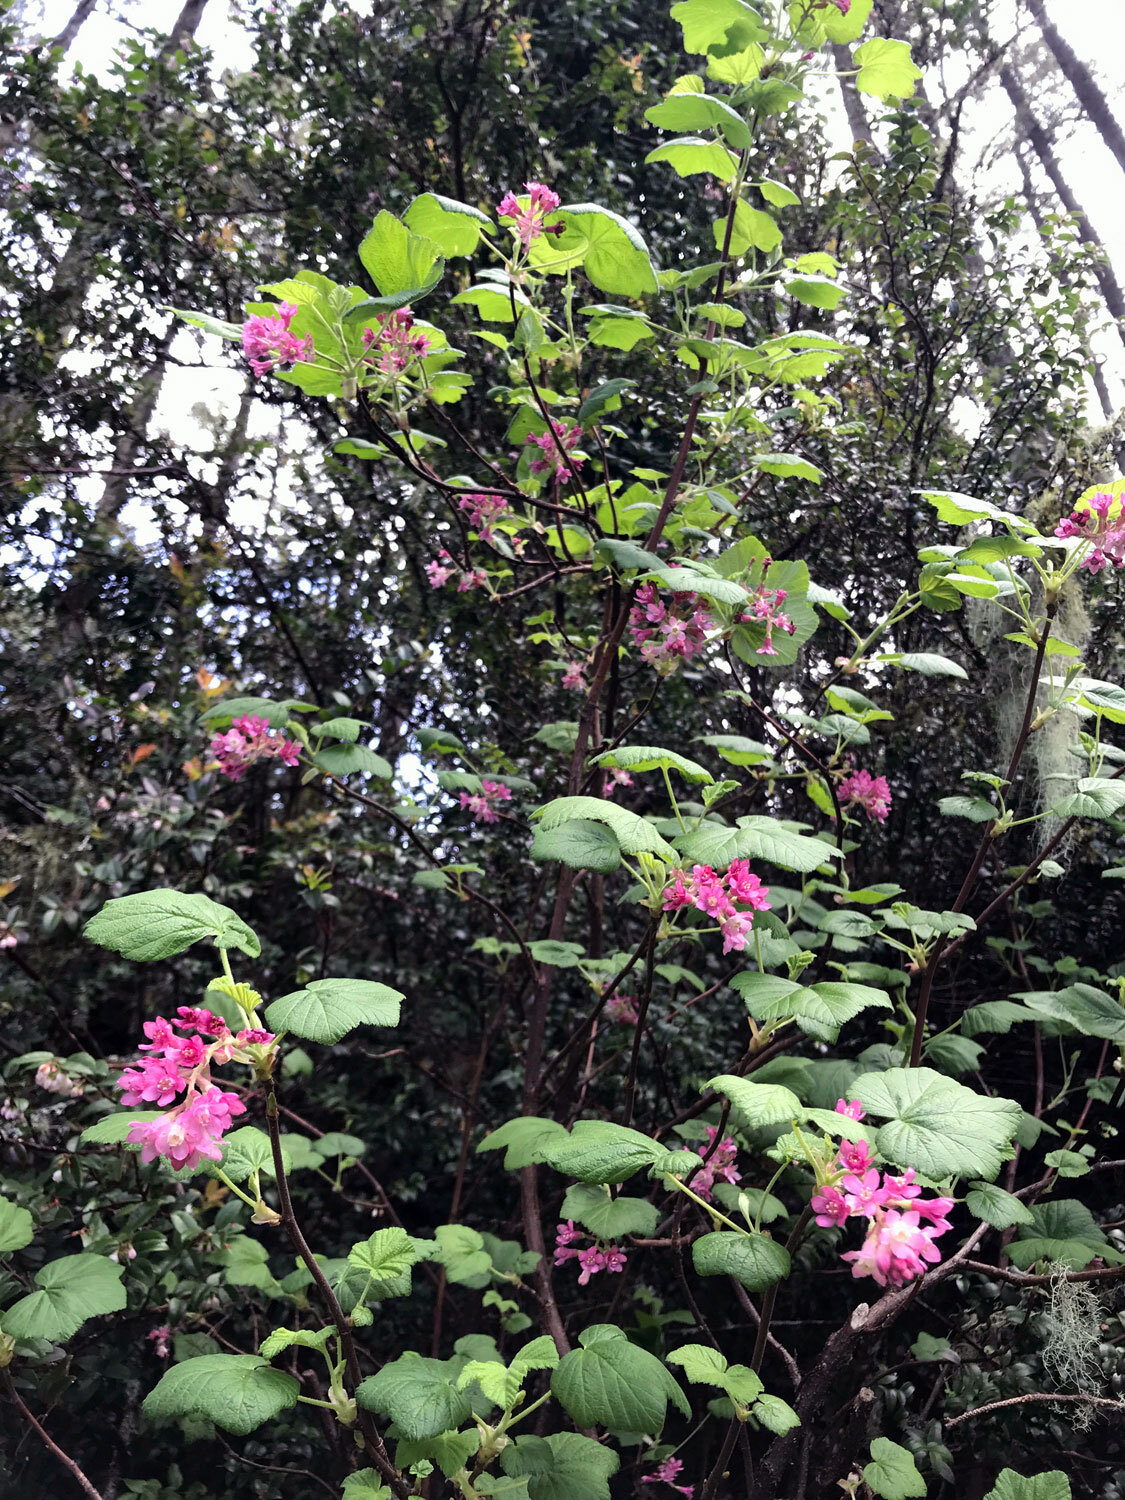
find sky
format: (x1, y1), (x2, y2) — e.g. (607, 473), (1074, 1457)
(19, 0), (1125, 524)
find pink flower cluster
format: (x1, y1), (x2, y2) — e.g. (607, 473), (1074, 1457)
(553, 1220), (627, 1285)
(642, 1457), (692, 1497)
(605, 992), (639, 1025)
(1055, 491), (1125, 573)
(210, 715), (300, 782)
(362, 308), (432, 374)
(811, 1101), (953, 1289)
(148, 1325), (172, 1359)
(458, 491), (508, 542)
(497, 181), (564, 247)
(663, 860), (771, 954)
(561, 661), (587, 691)
(838, 768), (891, 824)
(426, 549), (488, 591)
(241, 302), (314, 379)
(693, 1124), (741, 1202)
(629, 583), (714, 674)
(35, 1059), (84, 1098)
(118, 1008), (274, 1172)
(603, 766), (634, 797)
(524, 419), (585, 481)
(740, 583), (795, 657)
(460, 779), (512, 824)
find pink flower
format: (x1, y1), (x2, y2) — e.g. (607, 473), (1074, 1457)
(363, 308), (432, 374)
(842, 1208), (943, 1288)
(603, 767), (634, 797)
(457, 567), (489, 592)
(553, 1220), (582, 1264)
(118, 1057), (186, 1109)
(630, 583), (713, 675)
(148, 1325), (172, 1358)
(460, 779), (512, 824)
(459, 492), (508, 541)
(835, 1097), (865, 1122)
(726, 859), (772, 910)
(524, 419), (585, 481)
(34, 1060), (84, 1098)
(561, 661), (587, 691)
(811, 1183), (850, 1228)
(241, 301), (314, 379)
(839, 768), (892, 824)
(739, 582), (796, 657)
(606, 993), (639, 1025)
(837, 1137), (874, 1173)
(210, 715), (300, 781)
(602, 1247), (627, 1274)
(841, 1168), (892, 1217)
(576, 1246), (607, 1285)
(496, 181), (564, 247)
(643, 1457), (690, 1493)
(426, 556), (454, 588)
(720, 911), (753, 953)
(127, 1086), (245, 1172)
(694, 1126), (741, 1202)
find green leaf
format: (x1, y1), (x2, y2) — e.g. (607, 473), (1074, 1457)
(543, 1121), (683, 1185)
(357, 1354), (472, 1441)
(757, 179), (800, 208)
(175, 307), (243, 341)
(666, 1344), (763, 1405)
(314, 744), (394, 780)
(731, 975), (892, 1045)
(984, 1471), (1071, 1500)
(1, 1254), (126, 1341)
(84, 890), (260, 961)
(527, 939), (586, 969)
(752, 1393), (801, 1432)
(259, 1325), (334, 1359)
(143, 1354), (299, 1435)
(265, 977), (403, 1044)
(646, 137), (739, 182)
(707, 1072), (804, 1129)
(343, 1472), (394, 1499)
(403, 193), (494, 257)
(314, 716), (366, 742)
(784, 276), (844, 311)
(1015, 983), (1125, 1042)
(692, 1230), (790, 1292)
(477, 1116), (570, 1170)
(533, 206), (658, 297)
(501, 1433), (620, 1500)
(359, 211), (444, 297)
(1051, 777), (1125, 820)
(348, 1227), (421, 1288)
(937, 795), (998, 823)
(577, 378), (635, 426)
(749, 452), (824, 482)
(532, 797), (676, 860)
(530, 819), (622, 875)
(591, 745), (713, 784)
(0, 1196), (35, 1253)
(210, 1126), (289, 1184)
(560, 1183), (659, 1239)
(395, 1431), (480, 1481)
(1009, 1199), (1123, 1271)
(851, 1068), (1021, 1180)
(670, 0), (766, 54)
(888, 652), (966, 679)
(674, 816), (841, 873)
(961, 1001), (1037, 1038)
(551, 1325), (690, 1433)
(721, 200), (782, 255)
(80, 1109), (160, 1145)
(853, 38), (923, 102)
(863, 1437), (927, 1499)
(965, 1182), (1035, 1229)
(697, 734), (773, 767)
(201, 695), (307, 729)
(645, 93), (752, 150)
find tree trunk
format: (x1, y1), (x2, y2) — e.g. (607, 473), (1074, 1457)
(52, 0), (98, 54)
(1016, 144), (1115, 422)
(1022, 0), (1125, 180)
(164, 0), (210, 56)
(1000, 62), (1125, 352)
(832, 42), (878, 148)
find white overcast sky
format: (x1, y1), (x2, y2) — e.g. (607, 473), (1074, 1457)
(20, 0), (1125, 509)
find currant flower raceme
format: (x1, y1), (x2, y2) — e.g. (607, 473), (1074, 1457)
(642, 1457), (693, 1497)
(605, 993), (639, 1025)
(1054, 490), (1125, 573)
(496, 181), (564, 246)
(661, 860), (771, 952)
(459, 779), (512, 824)
(838, 768), (892, 824)
(552, 1220), (627, 1283)
(210, 714), (300, 781)
(458, 491), (509, 541)
(629, 583), (713, 674)
(241, 301), (314, 379)
(603, 766), (634, 797)
(524, 419), (585, 480)
(692, 1124), (741, 1202)
(739, 582), (796, 656)
(561, 660), (587, 691)
(362, 308), (433, 375)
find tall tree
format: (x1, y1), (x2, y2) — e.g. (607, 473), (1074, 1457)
(1022, 0), (1125, 180)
